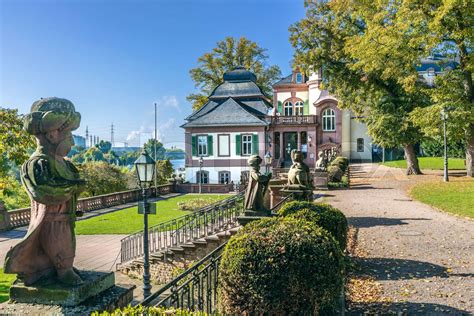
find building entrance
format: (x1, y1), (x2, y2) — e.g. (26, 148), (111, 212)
(283, 132), (297, 166)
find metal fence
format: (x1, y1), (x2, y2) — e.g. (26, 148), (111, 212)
(119, 192), (244, 266)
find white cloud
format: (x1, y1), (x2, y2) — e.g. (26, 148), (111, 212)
(155, 95), (181, 113)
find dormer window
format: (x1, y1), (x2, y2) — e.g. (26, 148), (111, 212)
(295, 72), (303, 83)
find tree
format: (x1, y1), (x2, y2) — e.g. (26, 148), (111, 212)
(83, 146), (105, 162)
(144, 138), (166, 161)
(0, 108), (35, 175)
(156, 159), (174, 185)
(96, 140), (112, 154)
(187, 37), (282, 110)
(290, 0), (430, 174)
(78, 162), (136, 197)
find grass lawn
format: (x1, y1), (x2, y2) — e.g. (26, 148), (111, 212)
(0, 268), (15, 303)
(410, 178), (474, 219)
(75, 194), (232, 235)
(382, 157), (465, 170)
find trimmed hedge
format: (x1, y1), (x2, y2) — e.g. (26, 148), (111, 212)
(218, 217), (344, 314)
(331, 156), (349, 173)
(328, 165), (344, 182)
(278, 201), (348, 249)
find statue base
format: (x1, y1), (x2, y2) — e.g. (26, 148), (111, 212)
(280, 188), (313, 201)
(9, 271), (116, 306)
(237, 209), (272, 226)
(313, 171), (328, 189)
(1, 282), (135, 315)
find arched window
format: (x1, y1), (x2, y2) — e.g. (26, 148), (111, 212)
(284, 101), (293, 116)
(322, 108), (336, 131)
(294, 101), (304, 116)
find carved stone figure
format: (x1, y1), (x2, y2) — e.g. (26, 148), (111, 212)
(4, 97), (85, 286)
(287, 150), (311, 189)
(315, 150), (328, 171)
(244, 155), (270, 215)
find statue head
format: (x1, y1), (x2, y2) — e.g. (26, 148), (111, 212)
(247, 155), (262, 171)
(23, 98), (81, 157)
(291, 150), (304, 163)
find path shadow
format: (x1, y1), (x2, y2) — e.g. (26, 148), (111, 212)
(353, 257), (449, 280)
(348, 216), (431, 228)
(346, 301), (470, 315)
(0, 228), (27, 241)
(348, 186), (393, 190)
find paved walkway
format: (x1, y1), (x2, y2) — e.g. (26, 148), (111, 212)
(324, 163), (473, 314)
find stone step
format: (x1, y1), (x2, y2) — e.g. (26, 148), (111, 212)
(192, 239), (209, 246)
(204, 235), (220, 242)
(181, 243), (196, 249)
(169, 246), (185, 253)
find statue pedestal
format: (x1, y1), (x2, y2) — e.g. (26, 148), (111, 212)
(313, 171), (328, 189)
(10, 271), (116, 306)
(280, 188), (313, 202)
(237, 209), (272, 226)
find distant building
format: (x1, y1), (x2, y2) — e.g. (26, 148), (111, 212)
(72, 134), (86, 148)
(416, 55), (457, 87)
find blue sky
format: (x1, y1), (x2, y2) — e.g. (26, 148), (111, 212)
(1, 0), (306, 149)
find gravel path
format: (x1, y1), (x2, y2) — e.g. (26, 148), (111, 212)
(324, 163), (473, 315)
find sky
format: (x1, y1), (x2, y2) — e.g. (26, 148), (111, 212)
(1, 0), (306, 149)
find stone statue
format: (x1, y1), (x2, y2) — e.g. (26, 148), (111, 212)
(315, 150), (328, 171)
(244, 155), (270, 215)
(287, 150), (311, 189)
(4, 97), (85, 286)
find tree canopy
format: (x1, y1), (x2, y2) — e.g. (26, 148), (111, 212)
(187, 36), (282, 110)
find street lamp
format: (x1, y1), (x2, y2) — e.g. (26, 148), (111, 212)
(134, 150), (156, 299)
(198, 156), (204, 194)
(441, 106), (455, 182)
(264, 151), (272, 174)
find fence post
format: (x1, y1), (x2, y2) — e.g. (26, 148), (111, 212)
(0, 202), (11, 231)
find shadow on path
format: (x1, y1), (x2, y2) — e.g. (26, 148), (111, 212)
(354, 257), (449, 280)
(346, 301), (470, 315)
(348, 216), (431, 228)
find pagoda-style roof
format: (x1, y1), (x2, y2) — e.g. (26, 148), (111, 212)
(183, 67), (271, 128)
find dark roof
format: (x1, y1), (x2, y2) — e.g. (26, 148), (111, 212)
(181, 97), (267, 128)
(273, 73), (308, 86)
(223, 66), (257, 82)
(210, 81), (264, 98)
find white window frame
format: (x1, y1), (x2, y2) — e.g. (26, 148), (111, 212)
(219, 171), (231, 184)
(284, 101), (293, 116)
(197, 135), (208, 156)
(294, 101), (304, 116)
(322, 108), (336, 131)
(218, 134), (230, 157)
(197, 170), (209, 184)
(242, 134), (253, 156)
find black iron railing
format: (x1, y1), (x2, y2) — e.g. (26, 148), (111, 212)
(141, 242), (226, 313)
(119, 192), (244, 266)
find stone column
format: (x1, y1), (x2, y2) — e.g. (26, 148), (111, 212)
(297, 131), (301, 151)
(279, 133), (284, 166)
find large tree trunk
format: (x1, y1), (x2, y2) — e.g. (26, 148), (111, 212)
(403, 144), (422, 175)
(466, 124), (474, 177)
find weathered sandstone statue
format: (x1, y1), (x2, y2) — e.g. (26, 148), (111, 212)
(244, 155), (270, 215)
(287, 150), (311, 189)
(4, 97), (85, 286)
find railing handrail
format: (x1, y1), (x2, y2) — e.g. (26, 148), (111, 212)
(120, 191), (244, 241)
(140, 241), (227, 307)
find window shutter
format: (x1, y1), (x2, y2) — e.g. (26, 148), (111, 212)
(277, 101), (282, 114)
(207, 135), (213, 156)
(236, 134), (241, 155)
(303, 100), (309, 115)
(252, 134), (259, 155)
(191, 135), (197, 156)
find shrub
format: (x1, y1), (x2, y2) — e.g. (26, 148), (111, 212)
(177, 198), (217, 211)
(331, 156), (349, 173)
(218, 217), (344, 315)
(328, 165), (344, 182)
(91, 305), (207, 316)
(278, 201), (348, 249)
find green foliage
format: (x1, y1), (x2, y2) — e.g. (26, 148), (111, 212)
(156, 159), (174, 185)
(421, 138), (466, 159)
(383, 157), (466, 171)
(187, 36), (281, 110)
(0, 176), (30, 210)
(83, 147), (105, 162)
(78, 162), (135, 197)
(330, 156), (349, 173)
(92, 305), (208, 316)
(278, 201), (348, 249)
(327, 165), (344, 183)
(96, 140), (112, 154)
(219, 217), (344, 314)
(177, 197), (219, 211)
(0, 108), (35, 175)
(144, 138), (167, 161)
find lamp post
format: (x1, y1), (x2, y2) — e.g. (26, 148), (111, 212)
(199, 156), (204, 194)
(134, 150), (156, 299)
(264, 151), (272, 174)
(441, 107), (455, 182)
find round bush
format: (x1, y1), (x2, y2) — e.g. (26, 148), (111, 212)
(218, 217), (344, 315)
(278, 201), (348, 249)
(331, 157), (349, 172)
(328, 165), (344, 182)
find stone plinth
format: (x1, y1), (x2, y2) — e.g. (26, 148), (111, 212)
(237, 215), (272, 226)
(9, 271), (115, 306)
(1, 283), (135, 315)
(313, 171), (328, 189)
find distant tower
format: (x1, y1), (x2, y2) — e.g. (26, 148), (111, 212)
(90, 135), (93, 147)
(85, 126), (89, 148)
(111, 123), (115, 147)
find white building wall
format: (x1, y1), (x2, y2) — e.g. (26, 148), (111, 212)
(186, 166), (249, 184)
(350, 119), (373, 162)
